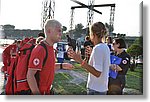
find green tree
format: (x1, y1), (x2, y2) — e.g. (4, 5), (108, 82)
(134, 36), (143, 46)
(127, 44), (142, 57)
(62, 26), (67, 32)
(3, 24), (15, 30)
(127, 36), (143, 57)
(116, 33), (126, 38)
(74, 23), (84, 38)
(117, 33), (121, 37)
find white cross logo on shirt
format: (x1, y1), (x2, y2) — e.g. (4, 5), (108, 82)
(33, 58), (40, 66)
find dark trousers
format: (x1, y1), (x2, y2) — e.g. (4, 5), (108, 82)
(108, 75), (126, 95)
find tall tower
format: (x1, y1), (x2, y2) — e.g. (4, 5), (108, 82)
(86, 0), (95, 35)
(87, 0), (95, 27)
(109, 5), (115, 34)
(41, 0), (55, 29)
(69, 8), (75, 38)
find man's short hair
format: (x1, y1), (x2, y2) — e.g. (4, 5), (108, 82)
(44, 19), (62, 33)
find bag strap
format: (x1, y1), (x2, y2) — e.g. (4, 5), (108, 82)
(35, 42), (48, 87)
(39, 42), (48, 67)
(19, 44), (35, 55)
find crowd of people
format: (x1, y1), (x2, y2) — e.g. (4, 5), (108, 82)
(1, 19), (130, 95)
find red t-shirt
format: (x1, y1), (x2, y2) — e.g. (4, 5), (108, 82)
(28, 43), (55, 95)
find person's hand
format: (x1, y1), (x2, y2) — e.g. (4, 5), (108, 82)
(67, 46), (82, 63)
(62, 63), (74, 70)
(110, 64), (117, 71)
(110, 64), (122, 72)
(116, 65), (122, 71)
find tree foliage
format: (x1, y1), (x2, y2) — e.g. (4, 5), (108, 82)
(127, 36), (143, 57)
(3, 24), (15, 30)
(62, 26), (67, 32)
(74, 23), (84, 38)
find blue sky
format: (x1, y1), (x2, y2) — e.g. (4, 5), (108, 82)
(0, 0), (143, 36)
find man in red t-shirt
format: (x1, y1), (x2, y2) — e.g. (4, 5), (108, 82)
(2, 43), (17, 77)
(27, 19), (74, 95)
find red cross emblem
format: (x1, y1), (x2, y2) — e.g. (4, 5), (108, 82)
(33, 58), (40, 66)
(122, 60), (127, 65)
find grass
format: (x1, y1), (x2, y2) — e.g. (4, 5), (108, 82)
(53, 64), (87, 95)
(52, 63), (143, 95)
(126, 67), (143, 93)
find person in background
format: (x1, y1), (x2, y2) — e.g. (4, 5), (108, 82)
(36, 32), (45, 44)
(108, 38), (130, 95)
(66, 35), (71, 43)
(38, 32), (45, 38)
(27, 19), (74, 95)
(1, 41), (17, 94)
(36, 36), (44, 44)
(2, 40), (18, 78)
(2, 39), (20, 94)
(82, 36), (93, 61)
(83, 36), (93, 48)
(67, 22), (110, 95)
(106, 36), (114, 54)
(76, 40), (81, 52)
(66, 34), (76, 51)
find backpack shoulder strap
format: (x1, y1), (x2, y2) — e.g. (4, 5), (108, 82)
(39, 42), (48, 67)
(34, 42), (48, 86)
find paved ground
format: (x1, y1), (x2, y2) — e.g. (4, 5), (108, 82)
(123, 88), (142, 95)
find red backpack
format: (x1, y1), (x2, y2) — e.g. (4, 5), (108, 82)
(4, 40), (48, 95)
(5, 57), (18, 95)
(14, 41), (48, 94)
(4, 44), (18, 95)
